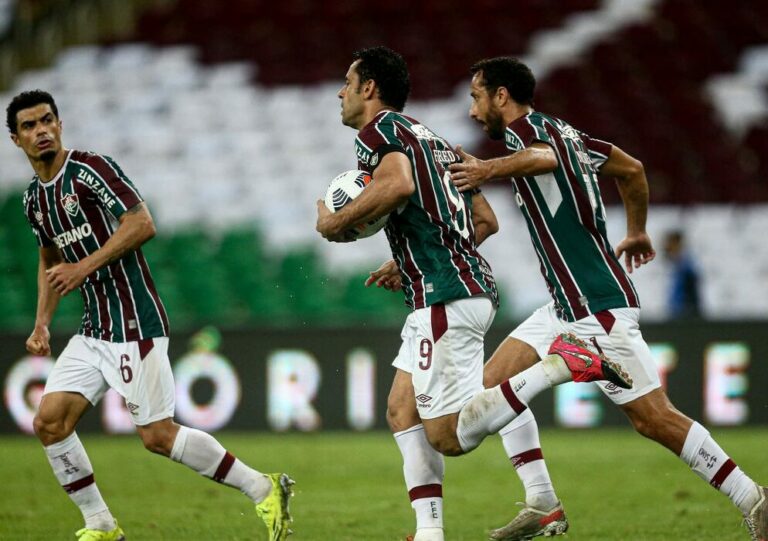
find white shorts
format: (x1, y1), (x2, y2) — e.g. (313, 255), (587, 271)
(44, 335), (175, 426)
(393, 295), (496, 419)
(510, 303), (661, 404)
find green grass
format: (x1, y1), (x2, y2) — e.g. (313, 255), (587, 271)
(0, 428), (766, 540)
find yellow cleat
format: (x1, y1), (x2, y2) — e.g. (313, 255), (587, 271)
(255, 473), (295, 541)
(75, 521), (125, 541)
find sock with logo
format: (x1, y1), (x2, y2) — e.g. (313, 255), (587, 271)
(394, 424), (444, 534)
(170, 425), (273, 503)
(680, 422), (761, 514)
(499, 409), (558, 510)
(44, 432), (116, 531)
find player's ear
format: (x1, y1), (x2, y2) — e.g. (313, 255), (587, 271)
(10, 133), (20, 147)
(362, 79), (377, 100)
(494, 86), (510, 107)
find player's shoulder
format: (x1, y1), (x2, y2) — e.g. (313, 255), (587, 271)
(68, 150), (124, 179)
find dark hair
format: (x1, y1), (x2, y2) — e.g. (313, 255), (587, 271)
(470, 57), (536, 106)
(352, 47), (410, 112)
(6, 89), (59, 134)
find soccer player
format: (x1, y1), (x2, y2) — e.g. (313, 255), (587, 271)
(447, 56), (768, 541)
(315, 47), (631, 541)
(7, 90), (294, 541)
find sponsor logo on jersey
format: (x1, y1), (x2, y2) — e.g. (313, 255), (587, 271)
(411, 124), (438, 141)
(77, 168), (117, 210)
(61, 193), (80, 216)
(355, 144), (371, 164)
(53, 223), (93, 249)
(370, 152), (379, 167)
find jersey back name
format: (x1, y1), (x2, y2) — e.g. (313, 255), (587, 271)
(355, 111), (497, 309)
(22, 150), (169, 342)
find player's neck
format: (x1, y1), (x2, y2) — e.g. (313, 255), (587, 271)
(505, 104), (534, 126)
(32, 148), (68, 182)
(359, 103), (396, 129)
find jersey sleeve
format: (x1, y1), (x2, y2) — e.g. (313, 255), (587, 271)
(355, 115), (407, 172)
(22, 190), (53, 247)
(505, 115), (553, 152)
(82, 154), (144, 219)
(579, 131), (613, 171)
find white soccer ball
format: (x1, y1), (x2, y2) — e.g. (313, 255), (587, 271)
(323, 169), (388, 240)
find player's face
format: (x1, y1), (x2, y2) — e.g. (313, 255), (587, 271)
(11, 104), (63, 162)
(469, 72), (505, 140)
(338, 60), (365, 129)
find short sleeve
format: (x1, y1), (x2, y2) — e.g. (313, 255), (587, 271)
(80, 153), (144, 219)
(579, 131), (613, 171)
(355, 115), (407, 172)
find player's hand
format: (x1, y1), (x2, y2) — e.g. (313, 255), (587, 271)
(449, 145), (491, 192)
(46, 262), (87, 295)
(315, 200), (355, 242)
(615, 232), (656, 273)
(365, 259), (402, 292)
(26, 326), (51, 356)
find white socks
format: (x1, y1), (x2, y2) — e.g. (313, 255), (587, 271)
(499, 409), (558, 510)
(457, 354), (567, 453)
(44, 432), (116, 531)
(680, 422), (761, 514)
(170, 426), (272, 503)
(394, 425), (444, 535)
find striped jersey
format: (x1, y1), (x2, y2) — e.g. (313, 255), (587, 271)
(505, 112), (639, 321)
(22, 149), (169, 342)
(355, 110), (498, 310)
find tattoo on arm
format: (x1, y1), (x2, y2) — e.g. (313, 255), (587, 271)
(126, 203), (145, 215)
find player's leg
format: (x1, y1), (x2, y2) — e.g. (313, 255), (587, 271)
(113, 337), (293, 540)
(36, 336), (122, 538)
(591, 308), (766, 537)
(387, 369), (445, 541)
(429, 332), (628, 456)
(623, 390), (765, 523)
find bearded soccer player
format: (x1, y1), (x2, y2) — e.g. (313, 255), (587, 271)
(315, 47), (631, 541)
(7, 90), (294, 541)
(448, 56), (768, 541)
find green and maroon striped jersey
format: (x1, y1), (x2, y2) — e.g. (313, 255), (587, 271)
(22, 149), (169, 342)
(355, 110), (498, 310)
(505, 112), (639, 321)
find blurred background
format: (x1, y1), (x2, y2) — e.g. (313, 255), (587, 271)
(0, 0), (766, 434)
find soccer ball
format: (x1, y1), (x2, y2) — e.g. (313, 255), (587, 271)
(323, 169), (388, 240)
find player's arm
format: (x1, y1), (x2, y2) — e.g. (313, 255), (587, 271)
(26, 245), (64, 356)
(599, 145), (656, 273)
(316, 152), (414, 241)
(470, 192), (498, 246)
(46, 203), (156, 295)
(449, 143), (557, 192)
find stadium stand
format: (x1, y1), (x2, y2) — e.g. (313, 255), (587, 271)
(1, 0), (766, 329)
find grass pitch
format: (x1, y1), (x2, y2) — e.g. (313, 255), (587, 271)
(0, 428), (766, 540)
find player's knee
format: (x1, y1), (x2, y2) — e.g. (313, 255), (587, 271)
(140, 430), (173, 456)
(386, 398), (420, 433)
(426, 433), (463, 457)
(33, 412), (71, 446)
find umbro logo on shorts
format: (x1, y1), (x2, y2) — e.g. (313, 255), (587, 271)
(126, 402), (140, 415)
(416, 394), (432, 404)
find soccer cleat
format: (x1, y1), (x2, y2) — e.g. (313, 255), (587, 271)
(744, 485), (768, 541)
(255, 473), (295, 541)
(489, 502), (568, 540)
(75, 522), (125, 541)
(548, 333), (632, 389)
